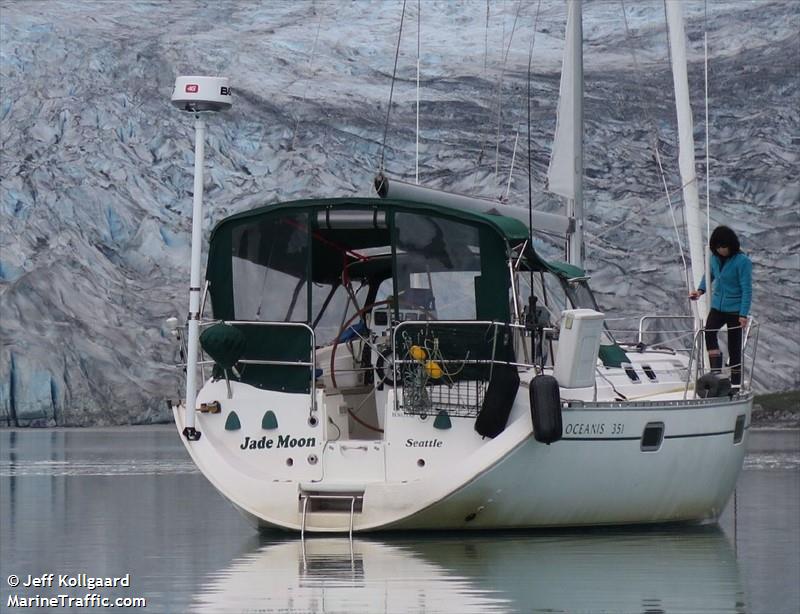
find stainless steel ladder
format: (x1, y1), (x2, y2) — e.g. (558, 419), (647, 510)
(300, 492), (362, 541)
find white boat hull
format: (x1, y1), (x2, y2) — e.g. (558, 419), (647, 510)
(392, 401), (749, 530)
(174, 386), (750, 533)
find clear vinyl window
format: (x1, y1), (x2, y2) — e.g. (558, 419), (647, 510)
(394, 213), (484, 321)
(230, 214), (309, 321)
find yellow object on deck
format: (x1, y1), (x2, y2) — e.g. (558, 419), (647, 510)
(410, 345), (427, 361)
(425, 360), (443, 379)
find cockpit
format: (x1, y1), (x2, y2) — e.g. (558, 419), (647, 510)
(198, 198), (615, 440)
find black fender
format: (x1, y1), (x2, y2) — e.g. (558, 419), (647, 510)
(530, 374), (562, 444)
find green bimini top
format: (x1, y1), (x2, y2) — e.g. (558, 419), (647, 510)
(208, 197), (534, 248)
(204, 197), (560, 320)
(206, 197), (565, 276)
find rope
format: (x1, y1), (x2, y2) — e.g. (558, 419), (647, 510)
(379, 0), (408, 174)
(347, 383), (385, 434)
(595, 368), (628, 400)
(348, 408), (384, 434)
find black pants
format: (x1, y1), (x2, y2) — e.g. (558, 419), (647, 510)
(704, 308), (743, 384)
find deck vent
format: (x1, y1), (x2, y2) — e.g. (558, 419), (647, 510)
(642, 365), (658, 381)
(733, 414), (746, 444)
(641, 422), (664, 452)
(623, 364), (641, 383)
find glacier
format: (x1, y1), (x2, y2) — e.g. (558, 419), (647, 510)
(0, 0), (797, 425)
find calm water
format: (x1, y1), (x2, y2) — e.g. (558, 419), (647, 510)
(0, 427), (797, 614)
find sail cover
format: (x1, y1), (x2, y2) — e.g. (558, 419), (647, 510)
(546, 0), (581, 200)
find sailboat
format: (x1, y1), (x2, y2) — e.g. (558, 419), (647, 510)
(169, 1), (757, 533)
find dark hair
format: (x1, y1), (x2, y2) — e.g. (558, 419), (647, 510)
(709, 225), (740, 253)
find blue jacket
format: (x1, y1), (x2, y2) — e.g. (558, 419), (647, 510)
(698, 252), (753, 316)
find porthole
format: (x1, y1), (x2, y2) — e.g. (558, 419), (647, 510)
(641, 422), (664, 452)
(733, 415), (746, 444)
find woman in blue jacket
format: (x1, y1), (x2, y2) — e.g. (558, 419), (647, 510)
(689, 226), (752, 385)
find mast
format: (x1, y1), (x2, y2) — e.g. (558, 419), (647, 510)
(547, 0), (584, 267)
(665, 1), (708, 319)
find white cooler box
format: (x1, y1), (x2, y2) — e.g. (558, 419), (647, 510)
(553, 309), (605, 388)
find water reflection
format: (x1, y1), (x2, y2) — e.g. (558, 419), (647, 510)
(193, 527), (746, 614)
(4, 429), (796, 613)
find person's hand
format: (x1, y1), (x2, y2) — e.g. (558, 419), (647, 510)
(739, 316), (748, 329)
(688, 290), (703, 300)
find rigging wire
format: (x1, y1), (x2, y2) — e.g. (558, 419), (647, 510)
(290, 8), (324, 152)
(494, 0), (524, 181)
(379, 0), (408, 174)
(526, 0), (544, 232)
(473, 0), (524, 188)
(505, 129), (519, 199)
(526, 0), (543, 358)
(415, 0), (421, 184)
(494, 0), (522, 181)
(592, 175), (698, 241)
(703, 0), (712, 292)
(619, 0), (693, 294)
(484, 1), (490, 76)
(507, 0), (542, 203)
(472, 0), (490, 186)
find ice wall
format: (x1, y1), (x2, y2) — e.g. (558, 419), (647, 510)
(0, 0), (797, 425)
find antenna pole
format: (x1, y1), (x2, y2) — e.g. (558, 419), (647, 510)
(170, 75), (230, 441)
(183, 114), (206, 439)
